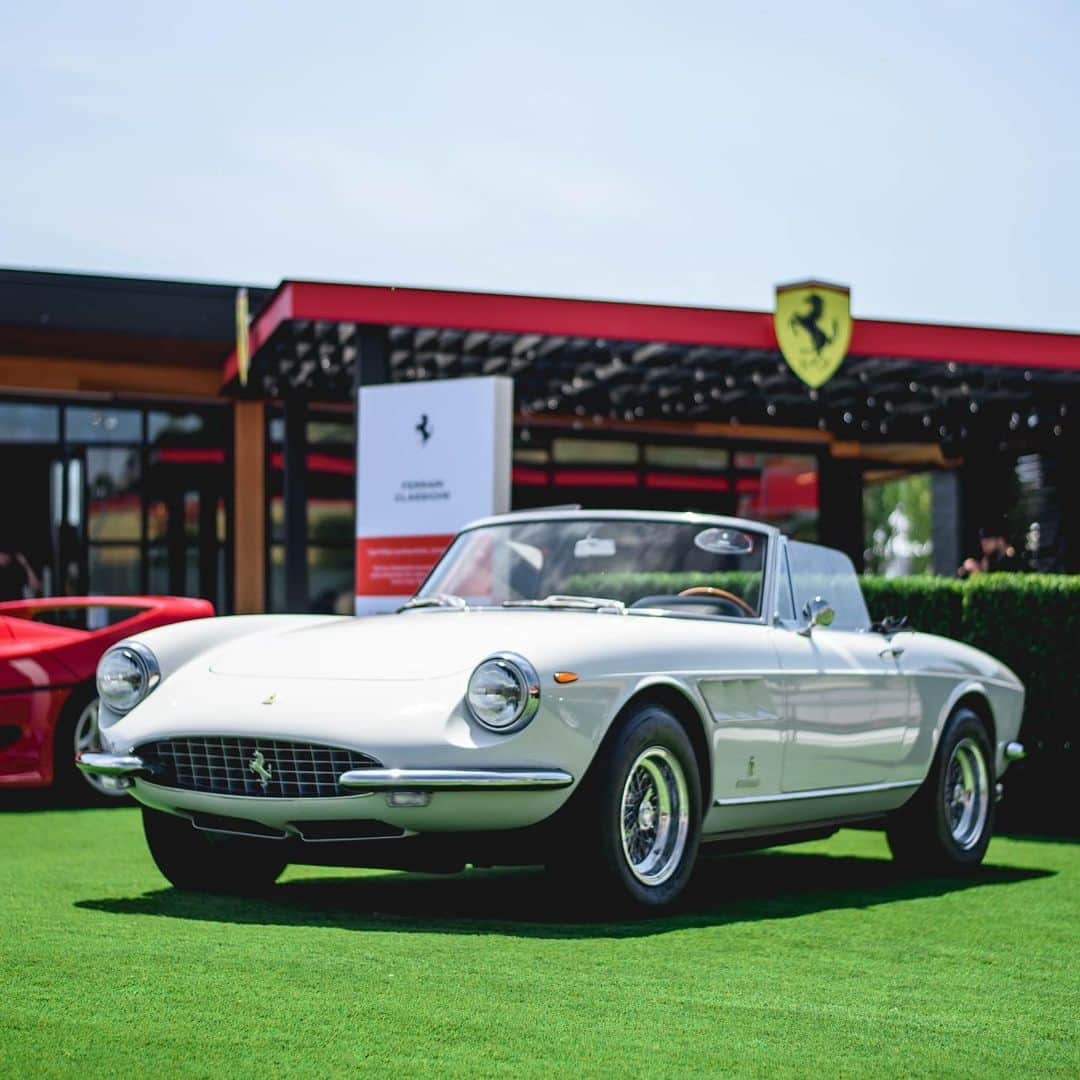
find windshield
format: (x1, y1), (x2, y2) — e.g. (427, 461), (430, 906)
(416, 517), (768, 619)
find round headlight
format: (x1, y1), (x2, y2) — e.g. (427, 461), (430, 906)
(97, 643), (160, 714)
(466, 653), (541, 733)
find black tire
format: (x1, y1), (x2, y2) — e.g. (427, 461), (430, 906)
(142, 807), (288, 893)
(52, 685), (130, 805)
(886, 707), (995, 871)
(546, 700), (703, 910)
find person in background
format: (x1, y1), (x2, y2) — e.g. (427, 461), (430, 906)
(958, 526), (1025, 578)
(0, 541), (42, 601)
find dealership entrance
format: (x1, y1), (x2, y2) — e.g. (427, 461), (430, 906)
(223, 280), (1080, 613)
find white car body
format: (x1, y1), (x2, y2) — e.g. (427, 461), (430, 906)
(84, 510), (1025, 872)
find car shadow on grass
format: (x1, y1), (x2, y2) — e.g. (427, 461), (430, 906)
(0, 789), (132, 813)
(75, 849), (1054, 939)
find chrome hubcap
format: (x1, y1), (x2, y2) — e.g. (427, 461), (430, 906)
(944, 736), (989, 850)
(620, 746), (690, 886)
(73, 699), (125, 797)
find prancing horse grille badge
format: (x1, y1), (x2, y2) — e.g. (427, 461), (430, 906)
(249, 750), (273, 790)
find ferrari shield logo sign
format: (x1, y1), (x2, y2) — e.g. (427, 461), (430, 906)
(774, 281), (853, 388)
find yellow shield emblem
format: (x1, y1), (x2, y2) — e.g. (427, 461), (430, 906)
(774, 281), (852, 388)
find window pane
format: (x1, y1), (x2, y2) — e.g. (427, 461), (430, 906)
(269, 543), (284, 610)
(270, 494), (284, 543)
(269, 544), (354, 614)
(0, 402), (59, 442)
(147, 409), (228, 447)
(777, 546), (796, 621)
(788, 541), (869, 632)
(148, 411), (205, 444)
(736, 453), (818, 540)
(87, 448), (141, 540)
(148, 546), (169, 595)
(309, 546), (354, 614)
(309, 498), (354, 546)
(24, 604), (147, 630)
(552, 438), (638, 465)
(645, 445), (729, 470)
(513, 447), (549, 465)
(66, 406), (140, 443)
(308, 418), (353, 444)
(89, 546), (141, 595)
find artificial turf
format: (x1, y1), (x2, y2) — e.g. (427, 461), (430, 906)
(0, 805), (1076, 1078)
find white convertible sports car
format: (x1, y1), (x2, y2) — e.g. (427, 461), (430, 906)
(79, 509), (1026, 909)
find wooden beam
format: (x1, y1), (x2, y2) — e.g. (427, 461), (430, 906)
(0, 353), (222, 398)
(233, 401), (266, 613)
(831, 441), (961, 467)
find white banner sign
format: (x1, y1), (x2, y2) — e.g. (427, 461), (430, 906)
(355, 376), (513, 613)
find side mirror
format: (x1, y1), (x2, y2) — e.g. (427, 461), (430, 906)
(798, 596), (835, 636)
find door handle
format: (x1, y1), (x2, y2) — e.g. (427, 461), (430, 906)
(879, 645), (905, 659)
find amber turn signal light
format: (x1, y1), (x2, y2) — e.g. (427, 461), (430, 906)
(553, 672), (579, 684)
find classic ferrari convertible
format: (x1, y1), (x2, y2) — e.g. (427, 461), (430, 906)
(80, 510), (1026, 908)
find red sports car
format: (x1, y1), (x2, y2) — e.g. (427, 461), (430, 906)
(0, 596), (213, 799)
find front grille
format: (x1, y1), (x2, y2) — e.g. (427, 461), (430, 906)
(137, 736), (381, 798)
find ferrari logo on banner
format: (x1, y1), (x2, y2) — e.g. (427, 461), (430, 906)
(774, 281), (853, 388)
(235, 287), (251, 387)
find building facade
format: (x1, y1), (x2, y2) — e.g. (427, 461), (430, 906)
(2, 268), (1077, 615)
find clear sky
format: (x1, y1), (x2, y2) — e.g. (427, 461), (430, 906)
(2, 1), (1077, 331)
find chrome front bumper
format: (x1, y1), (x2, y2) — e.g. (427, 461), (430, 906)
(76, 752), (150, 778)
(76, 752), (573, 791)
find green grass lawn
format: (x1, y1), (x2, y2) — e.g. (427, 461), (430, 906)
(0, 806), (1076, 1078)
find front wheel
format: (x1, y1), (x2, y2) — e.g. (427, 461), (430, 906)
(54, 689), (129, 803)
(142, 808), (288, 893)
(886, 707), (995, 870)
(547, 701), (702, 910)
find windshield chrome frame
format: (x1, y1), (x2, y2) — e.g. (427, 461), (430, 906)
(412, 510), (780, 627)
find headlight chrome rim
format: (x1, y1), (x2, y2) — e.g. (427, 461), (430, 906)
(466, 652), (541, 733)
(96, 641), (160, 714)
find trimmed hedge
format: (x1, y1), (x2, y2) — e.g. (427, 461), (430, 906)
(860, 576), (965, 641)
(866, 574), (1080, 833)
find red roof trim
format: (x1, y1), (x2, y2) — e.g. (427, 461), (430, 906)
(224, 280), (1080, 383)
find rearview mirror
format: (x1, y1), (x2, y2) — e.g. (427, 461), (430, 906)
(798, 596), (835, 636)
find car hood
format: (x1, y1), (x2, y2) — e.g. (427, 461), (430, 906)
(206, 608), (726, 681)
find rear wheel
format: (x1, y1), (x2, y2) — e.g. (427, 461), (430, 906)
(547, 701), (702, 910)
(886, 707), (995, 870)
(142, 808), (288, 893)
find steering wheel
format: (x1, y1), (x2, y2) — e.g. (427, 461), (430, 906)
(677, 586), (755, 617)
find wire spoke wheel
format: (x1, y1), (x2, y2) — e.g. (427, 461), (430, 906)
(619, 745), (690, 886)
(943, 736), (989, 850)
(72, 698), (125, 798)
